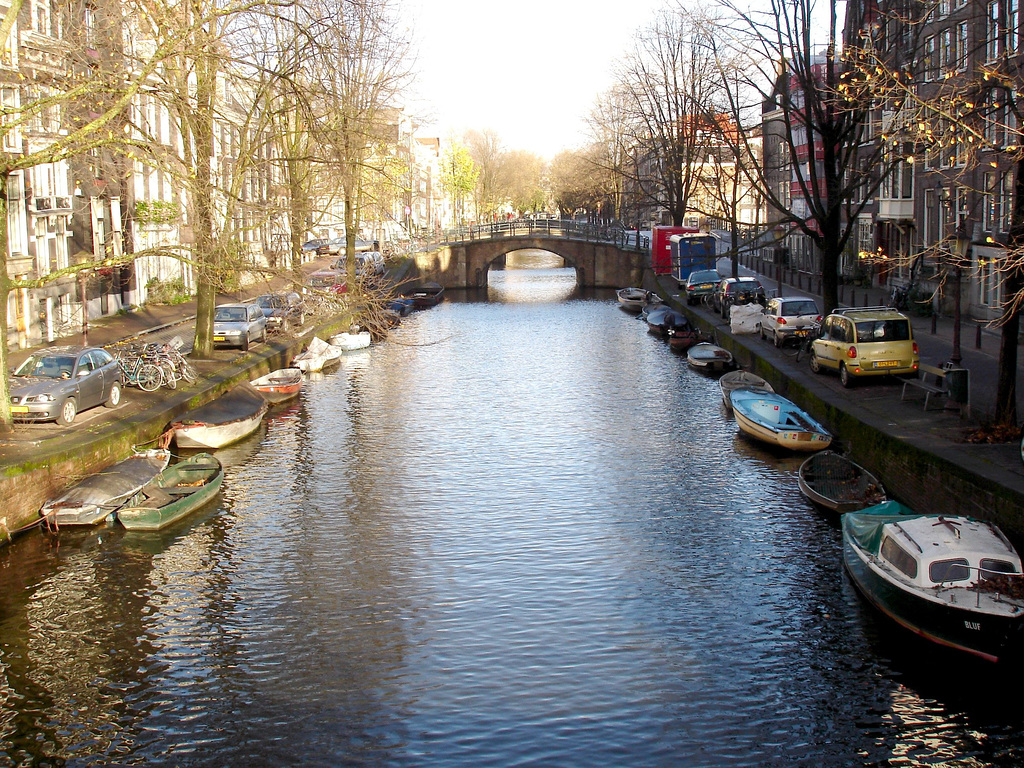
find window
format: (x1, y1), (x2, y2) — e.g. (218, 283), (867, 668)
(941, 28), (954, 68)
(83, 4), (96, 48)
(958, 22), (970, 71)
(881, 536), (918, 578)
(981, 558), (1018, 578)
(978, 253), (1002, 306)
(924, 36), (937, 79)
(930, 558), (970, 583)
(33, 0), (49, 35)
(989, 1), (1001, 60)
(854, 319), (912, 342)
(1010, 0), (1020, 52)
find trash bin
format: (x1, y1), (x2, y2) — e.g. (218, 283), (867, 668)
(945, 366), (969, 404)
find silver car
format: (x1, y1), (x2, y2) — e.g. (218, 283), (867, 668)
(213, 302), (268, 351)
(9, 346), (122, 425)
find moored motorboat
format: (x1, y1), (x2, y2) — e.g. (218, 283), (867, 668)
(729, 389), (832, 451)
(40, 448), (171, 527)
(170, 383), (268, 450)
(686, 342), (735, 372)
(617, 287), (663, 313)
(250, 368), (303, 404)
(798, 451), (886, 513)
(117, 453), (224, 531)
(408, 281), (444, 308)
(646, 307), (689, 337)
(329, 330), (371, 351)
(843, 501), (1024, 663)
(719, 370), (775, 410)
(292, 336), (342, 374)
(667, 323), (703, 351)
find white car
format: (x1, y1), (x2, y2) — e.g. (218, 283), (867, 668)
(356, 251), (386, 277)
(758, 296), (821, 348)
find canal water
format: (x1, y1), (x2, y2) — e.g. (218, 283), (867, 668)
(2, 251), (1024, 766)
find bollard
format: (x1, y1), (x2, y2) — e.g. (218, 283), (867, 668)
(931, 313), (937, 334)
(976, 323), (982, 350)
(865, 292), (870, 307)
(850, 289), (855, 306)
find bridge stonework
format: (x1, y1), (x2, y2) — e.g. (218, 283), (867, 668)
(411, 237), (646, 289)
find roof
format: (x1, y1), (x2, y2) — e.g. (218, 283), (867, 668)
(832, 306), (908, 320)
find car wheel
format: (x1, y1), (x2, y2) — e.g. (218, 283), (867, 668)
(56, 397), (78, 426)
(840, 363), (854, 388)
(105, 382), (121, 408)
(259, 326), (267, 343)
(723, 304), (730, 321)
(809, 350), (823, 374)
(241, 334), (250, 352)
(774, 331), (783, 348)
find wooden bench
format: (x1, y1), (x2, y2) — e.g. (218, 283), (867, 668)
(900, 363), (949, 410)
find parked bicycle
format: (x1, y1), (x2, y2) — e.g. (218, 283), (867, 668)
(794, 322), (822, 363)
(116, 354), (163, 391)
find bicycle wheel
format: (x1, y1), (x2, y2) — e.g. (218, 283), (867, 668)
(180, 360), (198, 383)
(137, 363), (163, 392)
(158, 360), (177, 389)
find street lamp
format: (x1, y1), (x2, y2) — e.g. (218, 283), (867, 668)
(950, 224), (971, 367)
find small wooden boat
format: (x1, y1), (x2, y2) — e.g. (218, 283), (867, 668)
(117, 453), (224, 531)
(292, 336), (342, 373)
(408, 281), (445, 308)
(617, 287), (663, 313)
(686, 342), (735, 372)
(329, 330), (371, 351)
(843, 501), (1024, 663)
(250, 368), (303, 404)
(388, 297), (415, 316)
(667, 324), (703, 351)
(798, 451), (886, 513)
(729, 389), (832, 451)
(170, 383), (268, 450)
(40, 448), (171, 527)
(719, 370), (775, 410)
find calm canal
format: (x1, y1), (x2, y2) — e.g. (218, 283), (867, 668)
(2, 251), (1024, 767)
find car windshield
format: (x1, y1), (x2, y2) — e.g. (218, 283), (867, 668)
(855, 319), (911, 342)
(15, 354), (76, 378)
(215, 307), (247, 322)
(309, 275), (336, 287)
(689, 271), (718, 283)
(730, 281), (760, 293)
(783, 301), (818, 316)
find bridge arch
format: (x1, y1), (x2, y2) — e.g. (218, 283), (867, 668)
(411, 234), (647, 290)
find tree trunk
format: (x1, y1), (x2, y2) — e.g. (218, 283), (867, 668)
(0, 175), (12, 432)
(189, 37), (218, 359)
(994, 157), (1024, 426)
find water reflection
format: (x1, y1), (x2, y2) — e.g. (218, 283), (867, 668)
(487, 248), (577, 303)
(3, 273), (1024, 765)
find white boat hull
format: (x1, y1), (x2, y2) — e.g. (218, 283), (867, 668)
(329, 331), (371, 351)
(174, 408), (266, 449)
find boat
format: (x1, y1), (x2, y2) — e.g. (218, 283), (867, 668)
(798, 451), (887, 513)
(292, 336), (342, 374)
(117, 453), (224, 531)
(387, 297), (415, 316)
(667, 323), (703, 351)
(250, 368), (303, 404)
(686, 342), (735, 372)
(729, 389), (832, 451)
(617, 287), (663, 313)
(843, 501), (1024, 663)
(646, 308), (689, 337)
(170, 383), (268, 449)
(40, 448), (170, 527)
(719, 370), (775, 409)
(408, 281), (445, 308)
(329, 330), (372, 351)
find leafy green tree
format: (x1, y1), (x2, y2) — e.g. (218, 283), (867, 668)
(441, 142), (478, 226)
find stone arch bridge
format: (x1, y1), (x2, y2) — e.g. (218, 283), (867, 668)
(410, 220), (650, 289)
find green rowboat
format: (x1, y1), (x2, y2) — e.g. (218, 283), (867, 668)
(117, 453), (224, 531)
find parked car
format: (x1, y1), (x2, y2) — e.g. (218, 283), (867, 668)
(682, 269), (720, 305)
(213, 302), (268, 351)
(301, 238), (327, 253)
(759, 296), (821, 348)
(316, 237), (345, 256)
(9, 346), (122, 425)
(809, 307), (919, 387)
(712, 277), (765, 318)
(256, 291), (306, 332)
(306, 269), (347, 295)
(356, 251), (386, 277)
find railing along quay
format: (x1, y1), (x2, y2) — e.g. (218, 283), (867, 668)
(437, 219), (650, 253)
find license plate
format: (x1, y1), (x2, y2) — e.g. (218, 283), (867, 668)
(794, 330), (808, 337)
(700, 283), (712, 289)
(10, 405), (28, 413)
(213, 336), (225, 342)
(873, 360), (899, 368)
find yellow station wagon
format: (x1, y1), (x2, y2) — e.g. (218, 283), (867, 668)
(809, 307), (919, 387)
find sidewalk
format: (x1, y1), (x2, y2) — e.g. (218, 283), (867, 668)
(720, 257), (1024, 424)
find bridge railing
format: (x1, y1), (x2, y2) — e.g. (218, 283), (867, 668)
(437, 219), (650, 252)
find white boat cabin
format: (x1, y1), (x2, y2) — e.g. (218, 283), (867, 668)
(878, 516), (1022, 589)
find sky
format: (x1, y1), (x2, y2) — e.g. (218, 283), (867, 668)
(407, 0), (668, 160)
